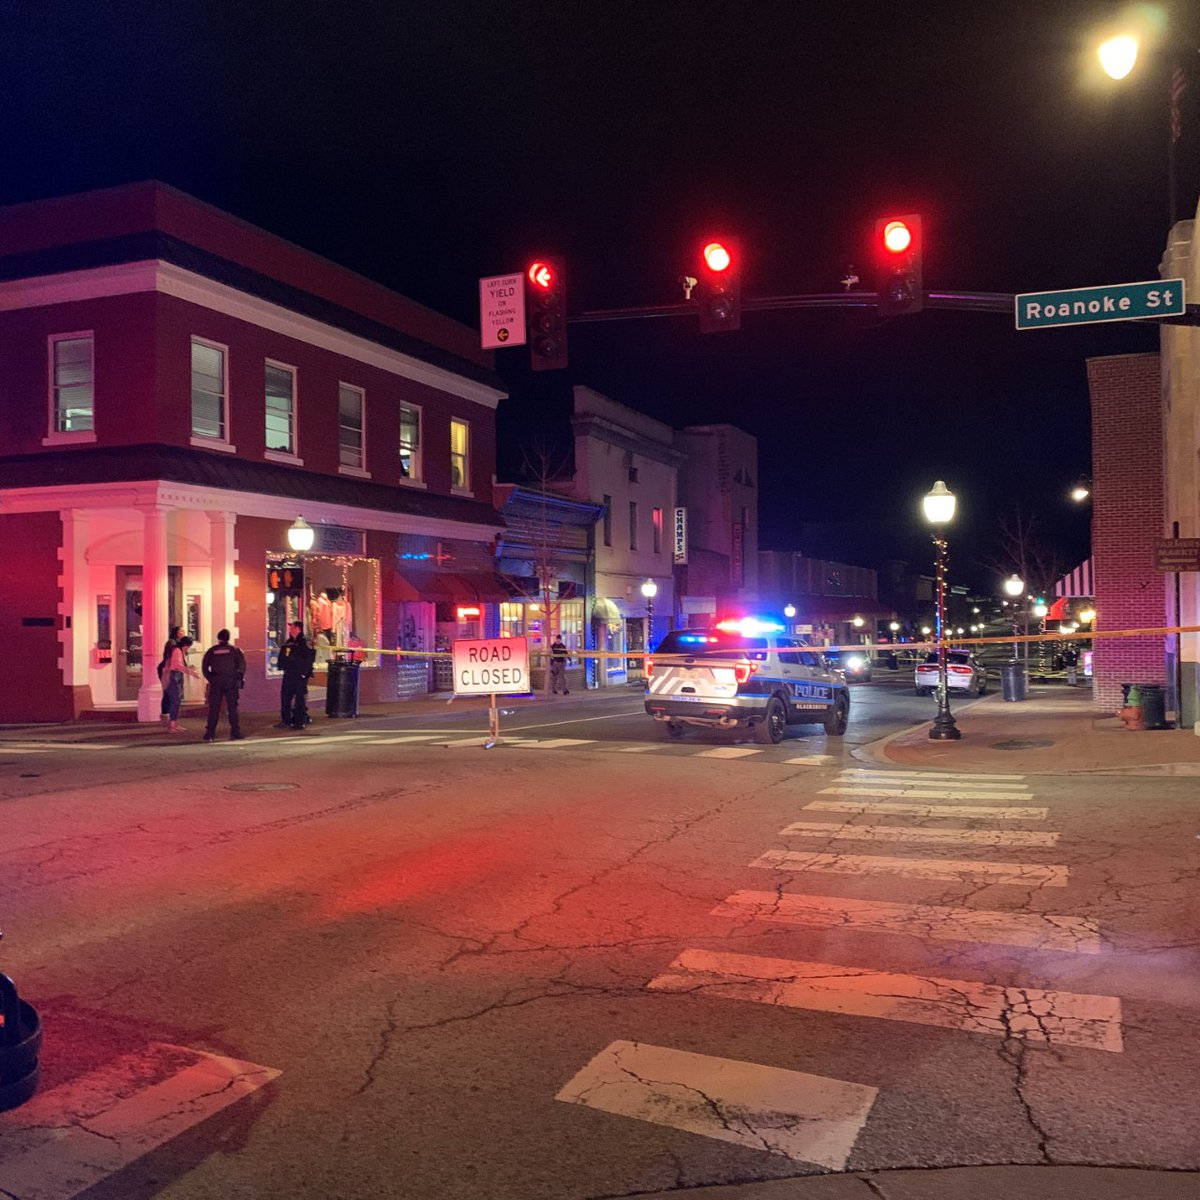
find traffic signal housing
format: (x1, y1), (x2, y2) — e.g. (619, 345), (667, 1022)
(697, 237), (742, 333)
(525, 256), (568, 370)
(873, 214), (923, 316)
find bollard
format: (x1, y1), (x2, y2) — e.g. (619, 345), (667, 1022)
(0, 970), (42, 1112)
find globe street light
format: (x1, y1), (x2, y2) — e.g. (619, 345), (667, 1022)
(287, 515), (315, 552)
(784, 603), (797, 619)
(922, 481), (960, 741)
(640, 579), (658, 656)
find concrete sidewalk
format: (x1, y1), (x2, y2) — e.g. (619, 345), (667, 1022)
(859, 683), (1200, 777)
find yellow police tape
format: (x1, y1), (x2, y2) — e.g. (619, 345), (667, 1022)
(317, 623), (1200, 664)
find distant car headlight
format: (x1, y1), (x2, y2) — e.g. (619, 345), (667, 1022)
(845, 655), (864, 671)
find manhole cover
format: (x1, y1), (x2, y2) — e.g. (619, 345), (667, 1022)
(224, 782), (301, 792)
(990, 739), (1054, 751)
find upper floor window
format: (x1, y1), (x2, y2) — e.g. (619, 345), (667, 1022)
(191, 339), (227, 442)
(652, 507), (663, 554)
(265, 362), (296, 455)
(602, 495), (612, 547)
(399, 403), (422, 480)
(338, 383), (365, 469)
(629, 500), (638, 550)
(450, 418), (470, 490)
(50, 334), (94, 434)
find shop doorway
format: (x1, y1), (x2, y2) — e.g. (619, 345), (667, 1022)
(115, 565), (182, 701)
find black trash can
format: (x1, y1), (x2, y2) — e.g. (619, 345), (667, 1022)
(1139, 684), (1167, 730)
(1001, 660), (1028, 702)
(325, 657), (361, 718)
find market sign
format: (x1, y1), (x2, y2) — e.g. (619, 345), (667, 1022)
(673, 507), (688, 564)
(1015, 279), (1185, 330)
(1153, 537), (1200, 572)
(479, 272), (527, 350)
(452, 637), (530, 695)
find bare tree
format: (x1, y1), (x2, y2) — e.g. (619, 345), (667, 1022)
(978, 508), (1065, 601)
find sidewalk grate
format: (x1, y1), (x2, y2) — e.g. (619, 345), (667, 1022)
(990, 738), (1055, 750)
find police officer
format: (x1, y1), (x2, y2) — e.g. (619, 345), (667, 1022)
(277, 621), (315, 729)
(549, 636), (570, 694)
(201, 628), (246, 741)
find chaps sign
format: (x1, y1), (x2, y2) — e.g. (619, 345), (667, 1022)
(452, 637), (530, 696)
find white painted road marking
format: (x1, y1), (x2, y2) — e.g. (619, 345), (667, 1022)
(696, 746), (762, 759)
(780, 820), (1059, 848)
(362, 734), (440, 743)
(821, 786), (1039, 802)
(805, 799), (1048, 821)
(0, 1043), (280, 1200)
(751, 848), (1068, 886)
(783, 754), (838, 765)
(556, 1039), (877, 1168)
(649, 949), (1122, 1052)
(713, 889), (1102, 954)
(838, 769), (1027, 784)
(615, 744), (662, 752)
(526, 737), (596, 748)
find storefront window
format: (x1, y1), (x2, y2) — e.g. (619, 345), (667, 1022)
(499, 601), (525, 639)
(267, 554), (379, 673)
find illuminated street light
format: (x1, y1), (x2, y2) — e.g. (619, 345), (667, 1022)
(1099, 33), (1138, 79)
(784, 604), (797, 619)
(287, 515), (315, 552)
(922, 481), (960, 741)
(1079, 607), (1097, 625)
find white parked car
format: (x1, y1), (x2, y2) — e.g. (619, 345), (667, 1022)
(915, 649), (988, 696)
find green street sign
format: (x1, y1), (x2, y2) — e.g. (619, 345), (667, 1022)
(1015, 279), (1186, 330)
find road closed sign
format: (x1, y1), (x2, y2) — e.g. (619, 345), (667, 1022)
(452, 637), (530, 695)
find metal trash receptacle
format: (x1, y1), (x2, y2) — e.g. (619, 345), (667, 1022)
(1139, 684), (1167, 729)
(0, 971), (41, 1113)
(325, 657), (361, 718)
(1000, 660), (1028, 702)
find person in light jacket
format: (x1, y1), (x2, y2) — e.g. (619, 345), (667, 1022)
(160, 636), (199, 733)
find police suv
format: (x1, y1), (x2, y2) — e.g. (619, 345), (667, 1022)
(644, 621), (850, 743)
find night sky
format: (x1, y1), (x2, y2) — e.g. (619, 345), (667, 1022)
(4, 0), (1196, 589)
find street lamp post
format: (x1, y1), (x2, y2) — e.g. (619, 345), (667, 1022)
(640, 579), (658, 667)
(922, 481), (960, 741)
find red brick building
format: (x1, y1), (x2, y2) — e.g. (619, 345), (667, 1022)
(1087, 352), (1167, 712)
(0, 183), (507, 722)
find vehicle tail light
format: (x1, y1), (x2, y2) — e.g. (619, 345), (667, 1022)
(645, 657), (654, 678)
(734, 660), (759, 684)
(949, 665), (971, 674)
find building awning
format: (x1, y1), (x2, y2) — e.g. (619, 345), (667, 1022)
(593, 597), (624, 622)
(384, 569), (508, 604)
(1055, 558), (1093, 598)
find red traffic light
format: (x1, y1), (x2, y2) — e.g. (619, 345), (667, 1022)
(881, 220), (912, 255)
(702, 241), (732, 272)
(527, 260), (555, 290)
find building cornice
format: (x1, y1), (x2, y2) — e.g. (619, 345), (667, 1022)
(571, 414), (687, 467)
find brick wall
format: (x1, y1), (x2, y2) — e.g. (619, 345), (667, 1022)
(1088, 352), (1167, 711)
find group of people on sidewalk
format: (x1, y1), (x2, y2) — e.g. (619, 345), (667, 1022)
(157, 622), (317, 741)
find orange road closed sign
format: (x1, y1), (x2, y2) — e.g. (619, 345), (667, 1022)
(452, 638), (530, 695)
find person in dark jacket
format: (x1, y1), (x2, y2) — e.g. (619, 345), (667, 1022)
(276, 622), (316, 729)
(201, 629), (246, 741)
(549, 637), (570, 694)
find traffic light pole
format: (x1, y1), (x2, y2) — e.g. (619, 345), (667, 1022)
(573, 291), (1200, 325)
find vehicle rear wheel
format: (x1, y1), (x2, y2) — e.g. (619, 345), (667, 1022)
(665, 721), (685, 739)
(755, 697), (786, 744)
(823, 694), (849, 736)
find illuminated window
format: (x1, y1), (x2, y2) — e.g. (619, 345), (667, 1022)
(191, 338), (227, 442)
(652, 507), (663, 554)
(339, 383), (365, 468)
(51, 334), (94, 433)
(265, 362), (295, 454)
(399, 403), (422, 480)
(450, 418), (470, 490)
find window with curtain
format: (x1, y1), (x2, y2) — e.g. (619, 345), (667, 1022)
(52, 335), (94, 433)
(450, 418), (470, 489)
(339, 383), (365, 468)
(399, 403), (422, 479)
(265, 362), (295, 454)
(191, 339), (226, 441)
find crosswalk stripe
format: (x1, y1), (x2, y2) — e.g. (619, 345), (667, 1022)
(820, 786), (1036, 802)
(361, 734), (440, 744)
(0, 742), (108, 752)
(782, 755), (838, 765)
(0, 747), (51, 755)
(0, 1042), (281, 1199)
(696, 746), (762, 759)
(779, 821), (1059, 848)
(556, 1039), (877, 1168)
(526, 738), (596, 748)
(712, 890), (1101, 954)
(615, 744), (663, 752)
(805, 799), (1048, 821)
(648, 949), (1122, 1053)
(751, 848), (1068, 886)
(838, 769), (1027, 784)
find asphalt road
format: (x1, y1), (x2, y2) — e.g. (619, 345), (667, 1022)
(1, 681), (1197, 1199)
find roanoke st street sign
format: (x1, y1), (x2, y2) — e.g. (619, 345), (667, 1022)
(1015, 279), (1186, 330)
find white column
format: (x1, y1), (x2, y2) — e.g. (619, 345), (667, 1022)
(136, 503), (171, 721)
(207, 511), (238, 643)
(58, 508), (90, 689)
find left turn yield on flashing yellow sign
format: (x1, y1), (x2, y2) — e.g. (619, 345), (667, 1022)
(479, 272), (527, 349)
(452, 637), (531, 695)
